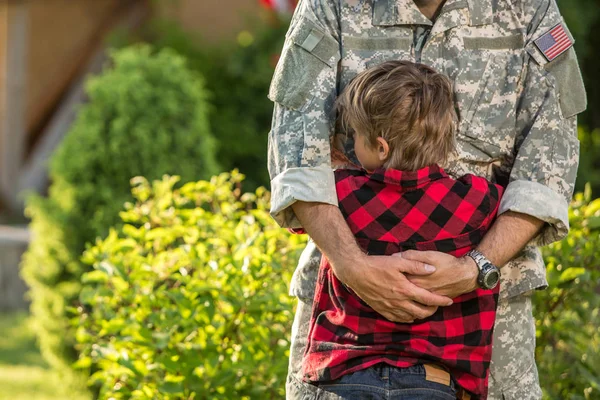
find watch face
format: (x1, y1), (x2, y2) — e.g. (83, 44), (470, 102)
(483, 265), (500, 289)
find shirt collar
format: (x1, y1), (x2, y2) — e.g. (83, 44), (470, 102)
(367, 164), (448, 188)
(372, 0), (493, 27)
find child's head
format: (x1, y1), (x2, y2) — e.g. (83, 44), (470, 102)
(337, 60), (457, 172)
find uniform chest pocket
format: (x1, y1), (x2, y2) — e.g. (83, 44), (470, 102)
(449, 36), (525, 161)
(361, 37), (412, 68)
(268, 18), (340, 111)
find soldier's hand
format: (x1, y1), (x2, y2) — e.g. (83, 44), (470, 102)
(336, 253), (453, 323)
(400, 250), (479, 298)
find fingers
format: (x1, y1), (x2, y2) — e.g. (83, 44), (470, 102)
(380, 301), (438, 322)
(391, 253), (436, 275)
(380, 309), (415, 323)
(400, 250), (442, 265)
(408, 283), (453, 307)
(353, 255), (452, 322)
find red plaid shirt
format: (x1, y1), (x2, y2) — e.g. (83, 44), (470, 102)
(301, 165), (503, 399)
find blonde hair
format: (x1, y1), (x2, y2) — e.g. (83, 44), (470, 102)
(337, 60), (457, 171)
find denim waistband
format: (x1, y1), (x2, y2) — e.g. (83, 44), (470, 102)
(370, 363), (426, 380)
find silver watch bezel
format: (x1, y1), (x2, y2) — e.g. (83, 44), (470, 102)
(466, 250), (500, 290)
(480, 263), (500, 289)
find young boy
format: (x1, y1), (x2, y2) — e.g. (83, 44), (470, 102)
(298, 61), (504, 400)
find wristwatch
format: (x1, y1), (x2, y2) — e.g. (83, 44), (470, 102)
(466, 250), (500, 290)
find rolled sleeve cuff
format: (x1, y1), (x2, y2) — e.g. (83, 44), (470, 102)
(270, 166), (338, 229)
(498, 180), (570, 246)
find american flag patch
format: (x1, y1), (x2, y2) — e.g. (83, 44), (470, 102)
(534, 23), (573, 62)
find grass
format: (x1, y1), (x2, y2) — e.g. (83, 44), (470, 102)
(0, 312), (90, 400)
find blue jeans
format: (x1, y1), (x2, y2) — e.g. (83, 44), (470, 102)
(287, 364), (458, 400)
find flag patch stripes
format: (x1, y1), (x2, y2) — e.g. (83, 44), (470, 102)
(534, 23), (573, 62)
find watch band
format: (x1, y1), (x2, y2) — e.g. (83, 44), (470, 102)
(467, 249), (489, 271)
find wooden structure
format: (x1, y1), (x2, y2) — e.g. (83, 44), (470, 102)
(0, 0), (263, 217)
(0, 0), (149, 216)
(0, 226), (28, 311)
(157, 0), (258, 43)
(0, 0), (260, 311)
(0, 0), (149, 311)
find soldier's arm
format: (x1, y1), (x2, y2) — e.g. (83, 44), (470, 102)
(268, 0), (341, 228)
(401, 0), (585, 296)
(269, 0), (451, 321)
(495, 0), (584, 248)
(451, 0), (585, 289)
(403, 212), (545, 298)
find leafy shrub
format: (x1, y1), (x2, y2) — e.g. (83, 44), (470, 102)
(74, 172), (307, 399)
(111, 17), (289, 189)
(21, 45), (219, 378)
(195, 23), (287, 190)
(575, 127), (600, 196)
(536, 184), (600, 399)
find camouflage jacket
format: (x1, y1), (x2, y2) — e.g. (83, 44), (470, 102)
(267, 0), (586, 301)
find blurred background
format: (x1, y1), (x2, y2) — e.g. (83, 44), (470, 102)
(0, 0), (598, 399)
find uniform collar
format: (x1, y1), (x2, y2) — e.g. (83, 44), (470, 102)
(367, 164), (448, 188)
(372, 0), (493, 27)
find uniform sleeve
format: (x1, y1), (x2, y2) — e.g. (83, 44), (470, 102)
(267, 0), (342, 228)
(499, 0), (586, 246)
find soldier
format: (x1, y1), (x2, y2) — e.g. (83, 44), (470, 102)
(267, 0), (586, 399)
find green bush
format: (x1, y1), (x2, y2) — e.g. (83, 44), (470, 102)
(21, 45), (219, 378)
(575, 127), (600, 196)
(74, 171), (307, 399)
(111, 17), (289, 189)
(536, 184), (600, 399)
(195, 24), (286, 190)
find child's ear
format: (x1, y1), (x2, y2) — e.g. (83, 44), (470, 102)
(376, 137), (390, 161)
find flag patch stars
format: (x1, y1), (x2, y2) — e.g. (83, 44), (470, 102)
(534, 23), (573, 62)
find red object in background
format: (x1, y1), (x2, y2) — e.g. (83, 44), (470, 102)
(269, 53), (281, 68)
(260, 0), (297, 14)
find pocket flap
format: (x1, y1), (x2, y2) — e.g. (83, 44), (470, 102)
(268, 18), (340, 110)
(290, 18), (339, 67)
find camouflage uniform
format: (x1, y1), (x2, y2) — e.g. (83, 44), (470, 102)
(267, 0), (586, 398)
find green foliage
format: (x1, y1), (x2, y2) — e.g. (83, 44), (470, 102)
(557, 0), (600, 59)
(21, 45), (219, 378)
(557, 0), (600, 133)
(74, 172), (307, 399)
(111, 17), (289, 189)
(196, 25), (286, 190)
(575, 128), (600, 195)
(536, 184), (600, 400)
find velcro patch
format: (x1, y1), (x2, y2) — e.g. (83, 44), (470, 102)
(534, 23), (573, 62)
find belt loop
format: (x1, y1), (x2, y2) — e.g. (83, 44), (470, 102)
(382, 364), (390, 381)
